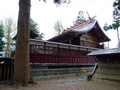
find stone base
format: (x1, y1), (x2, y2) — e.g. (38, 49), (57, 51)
(33, 73), (77, 80)
(92, 63), (120, 83)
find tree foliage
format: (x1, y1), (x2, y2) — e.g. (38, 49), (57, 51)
(103, 0), (120, 47)
(54, 0), (71, 6)
(112, 0), (120, 29)
(0, 22), (4, 52)
(73, 11), (86, 25)
(53, 20), (63, 35)
(112, 0), (120, 30)
(30, 18), (39, 34)
(113, 0), (120, 10)
(30, 18), (44, 40)
(103, 23), (110, 31)
(2, 17), (17, 50)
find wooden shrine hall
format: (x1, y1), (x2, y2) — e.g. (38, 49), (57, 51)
(48, 18), (110, 48)
(29, 18), (110, 63)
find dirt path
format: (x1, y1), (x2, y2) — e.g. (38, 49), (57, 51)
(0, 76), (120, 90)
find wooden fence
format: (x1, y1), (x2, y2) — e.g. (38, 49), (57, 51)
(0, 58), (13, 83)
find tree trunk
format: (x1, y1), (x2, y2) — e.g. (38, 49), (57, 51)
(117, 28), (120, 48)
(13, 0), (31, 84)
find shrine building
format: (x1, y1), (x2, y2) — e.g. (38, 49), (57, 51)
(29, 18), (110, 64)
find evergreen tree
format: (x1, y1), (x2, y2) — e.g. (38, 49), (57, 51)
(0, 22), (4, 53)
(53, 20), (63, 35)
(103, 23), (109, 31)
(73, 11), (86, 25)
(103, 0), (120, 47)
(30, 18), (44, 40)
(30, 18), (39, 34)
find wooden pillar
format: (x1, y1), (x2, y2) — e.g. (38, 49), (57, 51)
(69, 37), (72, 44)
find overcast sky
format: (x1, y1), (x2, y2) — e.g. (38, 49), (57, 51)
(0, 0), (118, 48)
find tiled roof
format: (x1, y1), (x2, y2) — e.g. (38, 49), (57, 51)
(87, 48), (120, 56)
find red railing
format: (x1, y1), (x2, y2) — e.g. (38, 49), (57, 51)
(30, 53), (95, 63)
(29, 39), (98, 63)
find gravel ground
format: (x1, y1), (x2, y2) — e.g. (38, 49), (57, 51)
(0, 76), (120, 90)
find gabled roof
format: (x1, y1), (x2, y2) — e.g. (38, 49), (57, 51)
(29, 28), (39, 39)
(13, 28), (38, 40)
(48, 18), (110, 42)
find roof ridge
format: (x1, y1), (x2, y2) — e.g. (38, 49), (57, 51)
(62, 19), (91, 33)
